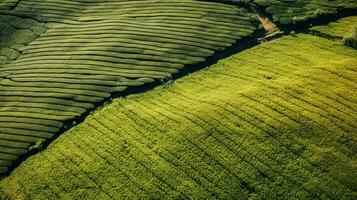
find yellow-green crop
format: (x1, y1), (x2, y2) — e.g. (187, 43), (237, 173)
(310, 16), (357, 38)
(1, 34), (356, 199)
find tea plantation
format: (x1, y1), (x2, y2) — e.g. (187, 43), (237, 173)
(0, 0), (357, 199)
(1, 33), (356, 199)
(310, 16), (357, 38)
(253, 0), (357, 24)
(310, 16), (357, 49)
(0, 0), (259, 174)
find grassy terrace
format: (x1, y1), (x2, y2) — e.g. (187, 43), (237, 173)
(1, 0), (357, 177)
(310, 16), (357, 49)
(253, 0), (357, 24)
(0, 0), (259, 174)
(1, 34), (356, 199)
(310, 16), (357, 38)
(0, 0), (357, 198)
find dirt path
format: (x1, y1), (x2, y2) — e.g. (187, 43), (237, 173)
(250, 5), (279, 35)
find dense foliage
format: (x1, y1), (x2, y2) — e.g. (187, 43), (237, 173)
(0, 1), (356, 199)
(0, 14), (46, 65)
(310, 16), (357, 38)
(310, 16), (357, 49)
(253, 0), (357, 24)
(0, 0), (259, 174)
(1, 34), (356, 199)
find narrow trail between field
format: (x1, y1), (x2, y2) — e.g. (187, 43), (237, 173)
(250, 4), (279, 35)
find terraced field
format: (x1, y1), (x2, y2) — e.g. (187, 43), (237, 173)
(254, 0), (357, 24)
(310, 16), (357, 38)
(1, 34), (356, 199)
(310, 16), (357, 49)
(1, 0), (357, 199)
(0, 0), (260, 174)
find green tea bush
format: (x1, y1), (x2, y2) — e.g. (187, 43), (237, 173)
(310, 16), (357, 38)
(1, 34), (356, 199)
(0, 0), (259, 175)
(0, 14), (47, 64)
(254, 0), (357, 24)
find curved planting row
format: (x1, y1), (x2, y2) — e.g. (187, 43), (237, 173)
(310, 16), (357, 37)
(0, 1), (259, 175)
(309, 16), (357, 49)
(253, 0), (357, 24)
(1, 34), (356, 199)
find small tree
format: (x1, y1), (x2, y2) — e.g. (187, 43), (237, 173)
(29, 140), (44, 151)
(160, 73), (173, 85)
(342, 27), (357, 49)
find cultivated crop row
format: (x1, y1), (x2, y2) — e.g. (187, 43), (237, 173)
(310, 16), (357, 37)
(0, 0), (259, 174)
(1, 34), (355, 199)
(253, 0), (357, 24)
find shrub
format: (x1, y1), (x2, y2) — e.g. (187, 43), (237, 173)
(342, 26), (357, 49)
(313, 8), (337, 17)
(29, 141), (44, 151)
(160, 73), (173, 85)
(292, 16), (308, 24)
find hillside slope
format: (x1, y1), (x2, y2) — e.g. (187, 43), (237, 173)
(253, 0), (357, 24)
(1, 34), (356, 199)
(310, 16), (357, 38)
(310, 16), (357, 49)
(2, 0), (357, 177)
(0, 0), (259, 175)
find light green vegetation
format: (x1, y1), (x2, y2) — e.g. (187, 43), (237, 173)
(1, 34), (356, 199)
(0, 0), (259, 174)
(310, 16), (357, 38)
(310, 16), (357, 49)
(253, 0), (357, 24)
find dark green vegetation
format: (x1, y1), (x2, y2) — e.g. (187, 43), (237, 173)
(253, 0), (357, 24)
(0, 0), (260, 174)
(0, 14), (47, 65)
(1, 34), (356, 199)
